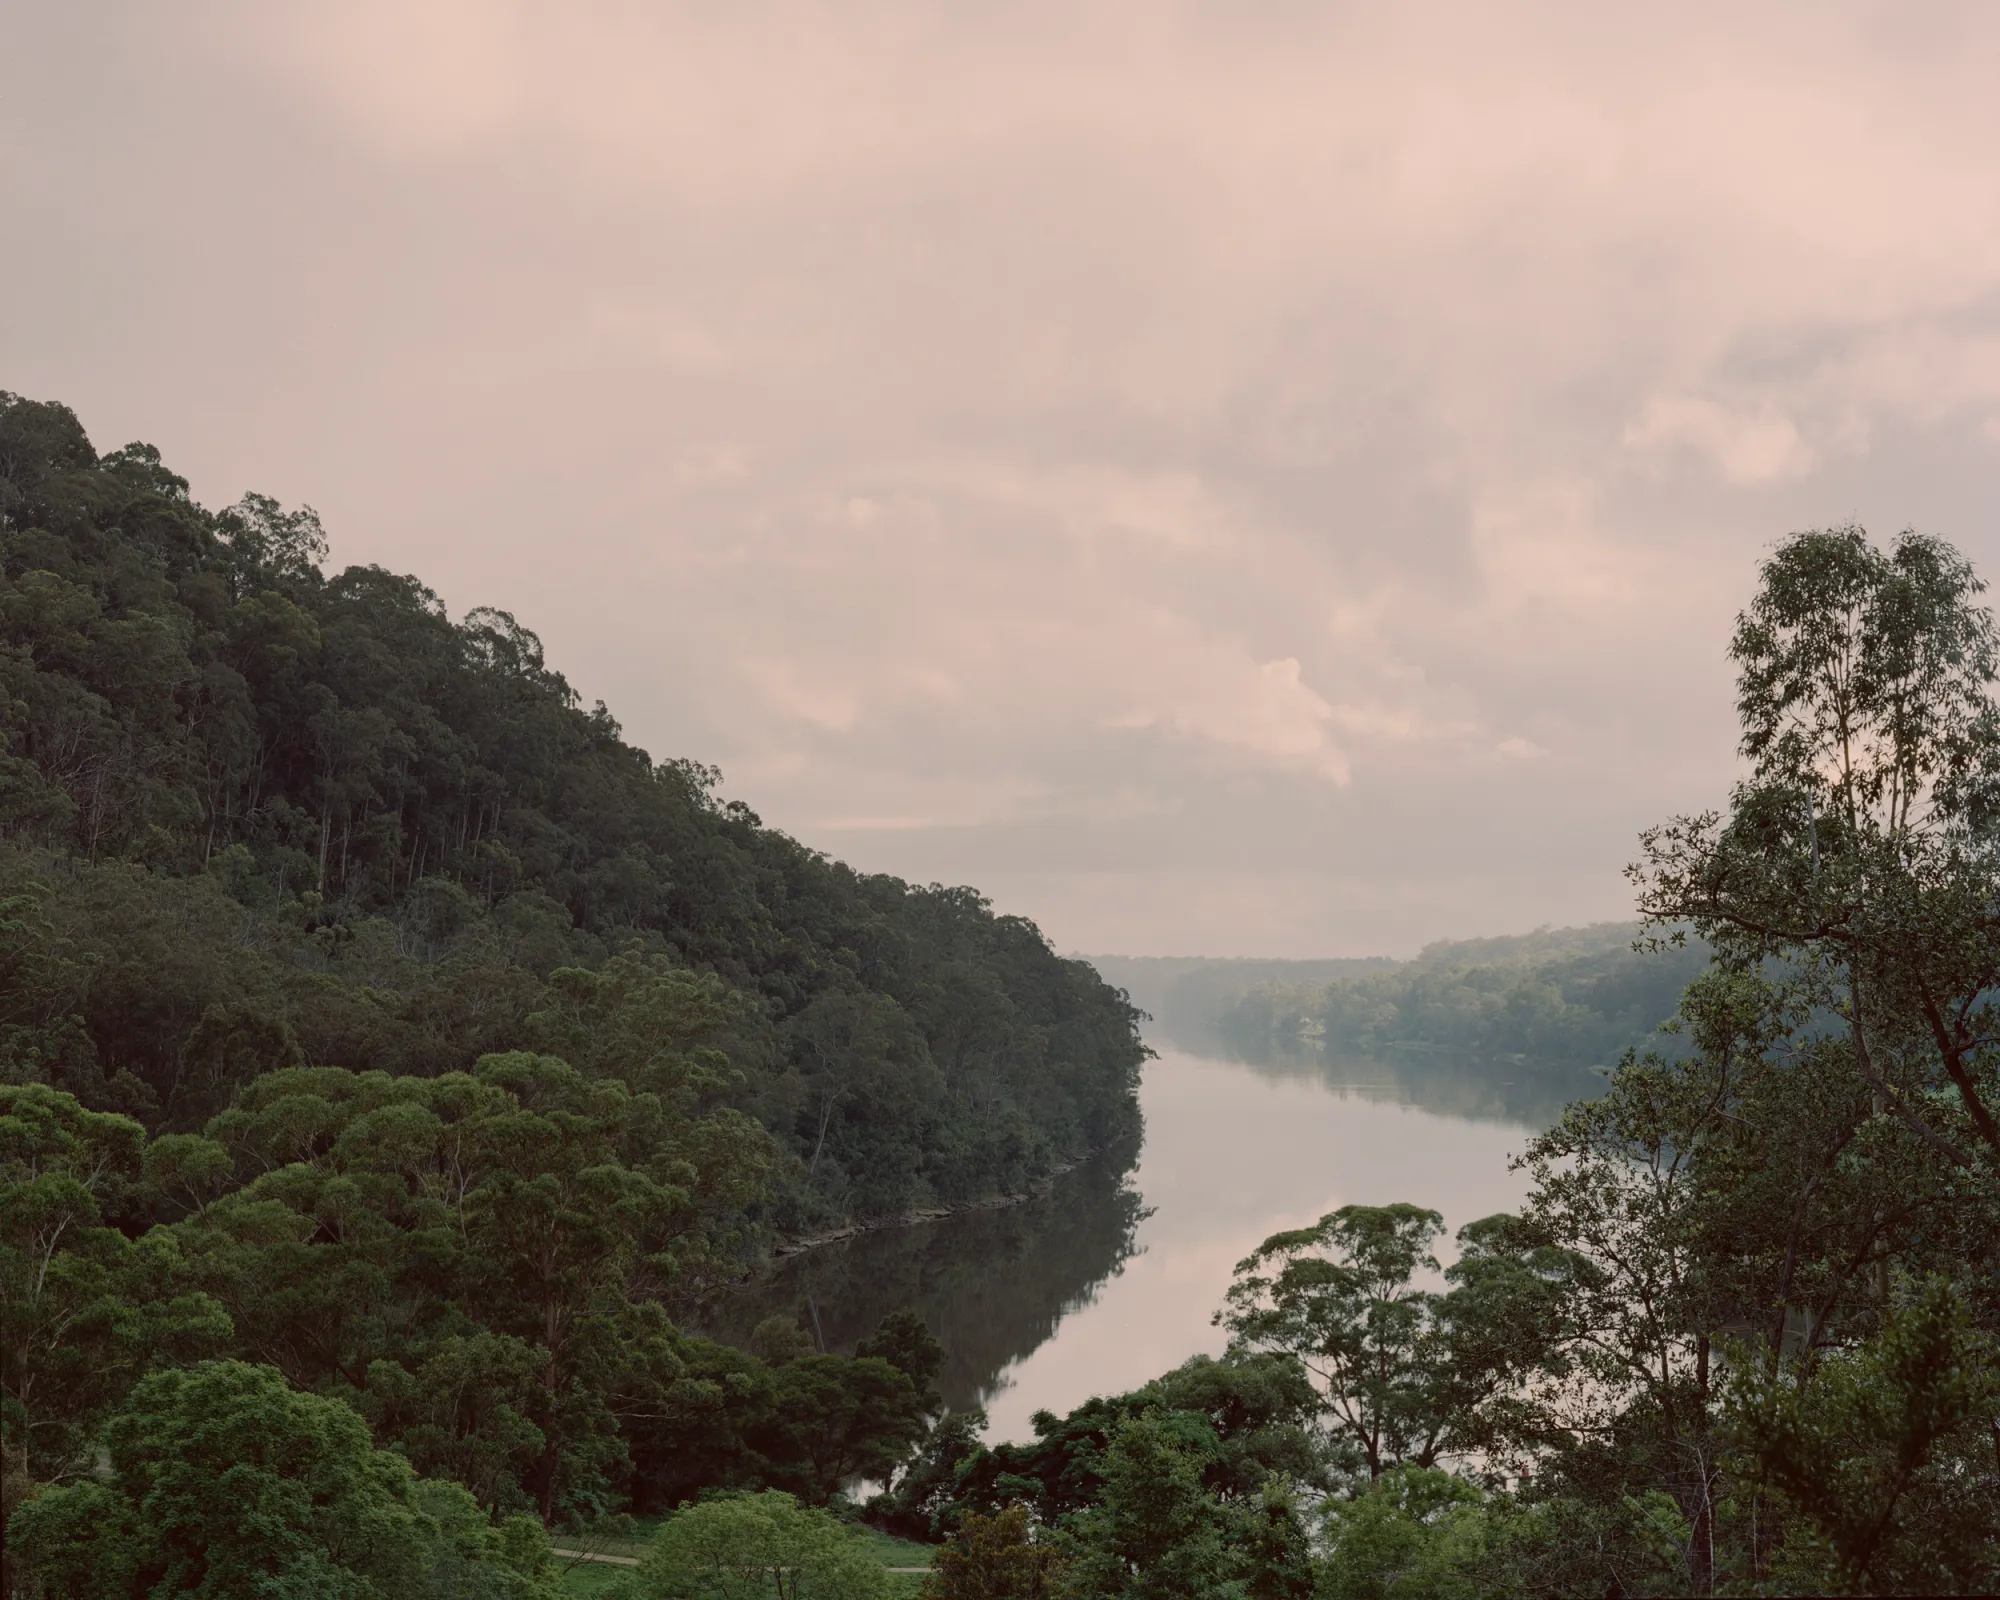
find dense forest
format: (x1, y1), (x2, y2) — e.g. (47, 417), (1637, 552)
(7, 393), (2000, 1597)
(0, 391), (1145, 1586)
(0, 391), (1142, 1226)
(1212, 924), (1712, 1070)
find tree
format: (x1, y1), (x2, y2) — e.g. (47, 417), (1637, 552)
(760, 1353), (930, 1503)
(1612, 525), (2000, 1591)
(855, 1308), (947, 1412)
(1220, 1203), (1570, 1485)
(1223, 1204), (1447, 1481)
(1060, 1413), (1235, 1600)
(1316, 1468), (1490, 1600)
(1636, 525), (2000, 1173)
(360, 1332), (550, 1514)
(1723, 1279), (2000, 1596)
(4, 1359), (552, 1599)
(920, 1504), (1068, 1600)
(866, 1408), (988, 1541)
(786, 989), (940, 1215)
(1236, 1478), (1315, 1600)
(630, 1490), (890, 1599)
(0, 1084), (227, 1491)
(945, 1353), (1324, 1531)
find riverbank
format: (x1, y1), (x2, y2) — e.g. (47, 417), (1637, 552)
(770, 1153), (1092, 1259)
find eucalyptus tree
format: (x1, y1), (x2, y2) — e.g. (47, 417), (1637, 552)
(0, 1085), (228, 1490)
(1219, 1203), (1579, 1484)
(1221, 1205), (1449, 1482)
(1616, 525), (2000, 1588)
(1635, 525), (2000, 1175)
(1723, 1279), (2000, 1595)
(9, 1359), (564, 1599)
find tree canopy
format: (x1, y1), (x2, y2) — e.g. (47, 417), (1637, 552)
(0, 390), (1146, 1580)
(10, 396), (2000, 1597)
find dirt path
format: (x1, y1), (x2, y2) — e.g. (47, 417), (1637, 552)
(551, 1547), (639, 1567)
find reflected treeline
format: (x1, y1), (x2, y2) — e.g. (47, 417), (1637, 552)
(705, 1136), (1148, 1414)
(705, 987), (1624, 1412)
(1202, 1025), (1609, 1129)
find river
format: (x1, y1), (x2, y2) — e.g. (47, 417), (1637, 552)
(711, 1034), (1601, 1445)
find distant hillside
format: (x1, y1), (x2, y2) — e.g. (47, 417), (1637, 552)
(1084, 954), (1396, 1046)
(1092, 923), (1707, 1070)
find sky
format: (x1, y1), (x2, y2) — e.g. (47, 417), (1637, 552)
(6, 3), (2000, 957)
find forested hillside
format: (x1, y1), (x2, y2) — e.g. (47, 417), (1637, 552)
(0, 391), (1144, 1546)
(11, 399), (2000, 1597)
(0, 391), (1143, 1226)
(1216, 923), (1710, 1069)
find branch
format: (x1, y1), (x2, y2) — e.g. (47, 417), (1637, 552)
(1914, 982), (2000, 1158)
(1858, 1056), (1975, 1167)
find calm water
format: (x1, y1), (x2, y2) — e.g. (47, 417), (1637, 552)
(713, 1036), (1599, 1445)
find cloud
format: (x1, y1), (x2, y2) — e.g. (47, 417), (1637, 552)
(1116, 655), (1351, 784)
(10, 1), (2000, 952)
(1624, 397), (1815, 485)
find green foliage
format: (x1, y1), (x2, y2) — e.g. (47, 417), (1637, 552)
(1221, 1204), (1577, 1483)
(1234, 1478), (1314, 1600)
(1316, 1468), (1491, 1600)
(760, 1354), (932, 1501)
(866, 1411), (991, 1543)
(948, 1353), (1325, 1530)
(1485, 1490), (1691, 1599)
(1058, 1413), (1235, 1600)
(628, 1491), (891, 1599)
(1725, 1280), (2000, 1595)
(0, 1083), (229, 1488)
(0, 388), (1145, 1230)
(6, 1359), (560, 1599)
(1638, 524), (2000, 1176)
(1215, 925), (1708, 1073)
(855, 1309), (947, 1413)
(919, 1504), (1067, 1600)
(1223, 1204), (1447, 1481)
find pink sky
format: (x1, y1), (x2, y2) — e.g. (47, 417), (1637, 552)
(7, 2), (2000, 954)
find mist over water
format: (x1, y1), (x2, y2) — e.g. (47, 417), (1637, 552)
(718, 1031), (1601, 1444)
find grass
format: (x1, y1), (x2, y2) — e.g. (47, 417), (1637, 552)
(555, 1518), (937, 1595)
(852, 1527), (937, 1569)
(553, 1514), (664, 1565)
(558, 1560), (630, 1596)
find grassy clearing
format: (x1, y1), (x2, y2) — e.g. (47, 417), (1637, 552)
(852, 1527), (936, 1569)
(555, 1520), (936, 1595)
(557, 1559), (630, 1596)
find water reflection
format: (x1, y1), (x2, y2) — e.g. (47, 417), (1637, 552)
(714, 1036), (1602, 1443)
(705, 1139), (1149, 1415)
(1216, 1032), (1605, 1130)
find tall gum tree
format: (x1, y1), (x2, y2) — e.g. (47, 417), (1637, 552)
(1635, 525), (2000, 1176)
